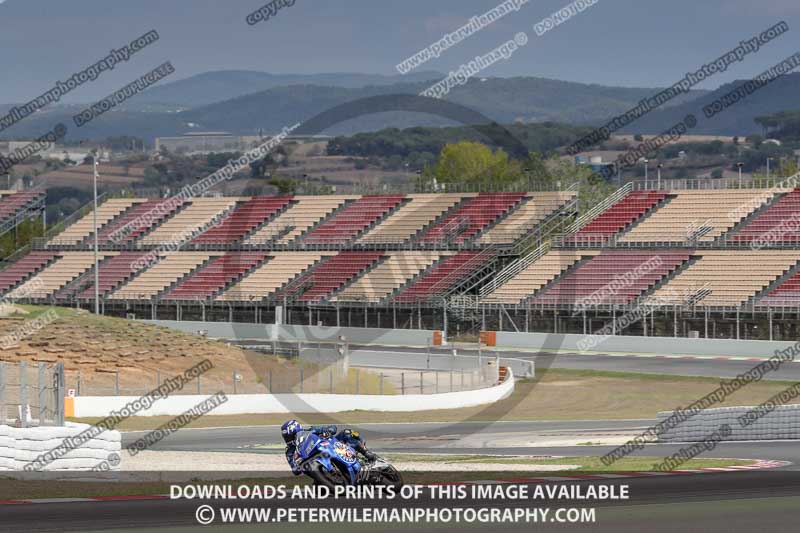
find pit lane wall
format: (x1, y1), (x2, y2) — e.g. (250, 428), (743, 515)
(68, 370), (515, 417)
(145, 320), (444, 347)
(0, 422), (120, 471)
(657, 404), (800, 442)
(484, 331), (796, 358)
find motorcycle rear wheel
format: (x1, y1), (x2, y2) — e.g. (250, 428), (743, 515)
(376, 465), (403, 489)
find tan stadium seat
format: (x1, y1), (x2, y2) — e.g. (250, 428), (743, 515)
(48, 198), (144, 246)
(358, 194), (462, 244)
(481, 250), (599, 305)
(109, 252), (214, 299)
(7, 252), (118, 299)
(333, 251), (452, 302)
(646, 250), (800, 306)
(620, 190), (780, 243)
(139, 198), (242, 245)
(244, 196), (356, 245)
(478, 192), (576, 245)
(216, 252), (329, 301)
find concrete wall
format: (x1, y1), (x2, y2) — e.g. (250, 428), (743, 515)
(301, 347), (535, 378)
(71, 371), (515, 417)
(146, 320), (442, 347)
(657, 404), (800, 442)
(0, 422), (120, 471)
(492, 331), (794, 358)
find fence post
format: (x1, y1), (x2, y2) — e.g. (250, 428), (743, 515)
(233, 371), (237, 395)
(38, 363), (45, 424)
(268, 370), (273, 392)
(55, 363), (65, 426)
(420, 371), (423, 394)
(0, 362), (5, 424)
(20, 361), (27, 428)
(379, 373), (384, 395)
(77, 371), (82, 396)
(401, 372), (405, 395)
(355, 369), (360, 395)
(197, 375), (201, 394)
(115, 371), (120, 396)
(300, 368), (304, 393)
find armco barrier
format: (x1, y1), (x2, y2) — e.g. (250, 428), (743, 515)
(146, 320), (443, 346)
(657, 404), (800, 442)
(0, 422), (120, 471)
(302, 346), (535, 378)
(70, 370), (515, 417)
(489, 331), (797, 358)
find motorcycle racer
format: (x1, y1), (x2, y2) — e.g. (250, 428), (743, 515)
(281, 420), (377, 475)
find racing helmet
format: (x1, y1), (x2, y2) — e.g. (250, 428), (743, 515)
(281, 419), (302, 444)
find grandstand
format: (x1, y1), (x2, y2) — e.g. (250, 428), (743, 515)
(0, 189), (46, 240)
(2, 181), (800, 340)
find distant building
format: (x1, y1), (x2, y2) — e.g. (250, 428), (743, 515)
(155, 132), (330, 155)
(575, 155), (615, 180)
(0, 141), (106, 163)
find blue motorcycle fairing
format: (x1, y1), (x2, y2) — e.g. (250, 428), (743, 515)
(295, 430), (361, 485)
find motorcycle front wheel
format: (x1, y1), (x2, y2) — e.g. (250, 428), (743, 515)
(306, 461), (347, 489)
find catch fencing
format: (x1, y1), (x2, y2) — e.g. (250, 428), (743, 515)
(0, 361), (64, 427)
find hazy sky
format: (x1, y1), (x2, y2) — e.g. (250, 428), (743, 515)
(1, 0), (798, 103)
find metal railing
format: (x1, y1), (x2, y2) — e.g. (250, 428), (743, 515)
(564, 181), (633, 236)
(479, 240), (550, 298)
(389, 246), (499, 305)
(629, 173), (800, 191)
(509, 196), (578, 255)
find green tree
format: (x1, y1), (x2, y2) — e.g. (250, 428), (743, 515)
(269, 176), (299, 194)
(427, 141), (522, 186)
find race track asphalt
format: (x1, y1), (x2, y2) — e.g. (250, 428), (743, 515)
(12, 345), (800, 531)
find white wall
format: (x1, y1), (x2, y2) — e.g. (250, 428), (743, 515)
(145, 320), (442, 347)
(0, 422), (120, 471)
(72, 371), (515, 417)
(494, 331), (794, 358)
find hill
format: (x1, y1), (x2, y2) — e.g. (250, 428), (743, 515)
(620, 72), (800, 136)
(127, 69), (446, 108)
(0, 76), (708, 143)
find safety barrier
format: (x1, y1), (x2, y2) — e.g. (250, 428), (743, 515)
(0, 422), (120, 471)
(69, 370), (515, 416)
(657, 403), (800, 442)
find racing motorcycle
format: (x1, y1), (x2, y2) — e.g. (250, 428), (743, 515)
(292, 430), (403, 488)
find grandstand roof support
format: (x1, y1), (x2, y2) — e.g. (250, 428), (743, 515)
(736, 308), (740, 340)
(674, 305), (678, 337)
(442, 300), (448, 341)
(769, 307), (773, 341)
(612, 307), (616, 335)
